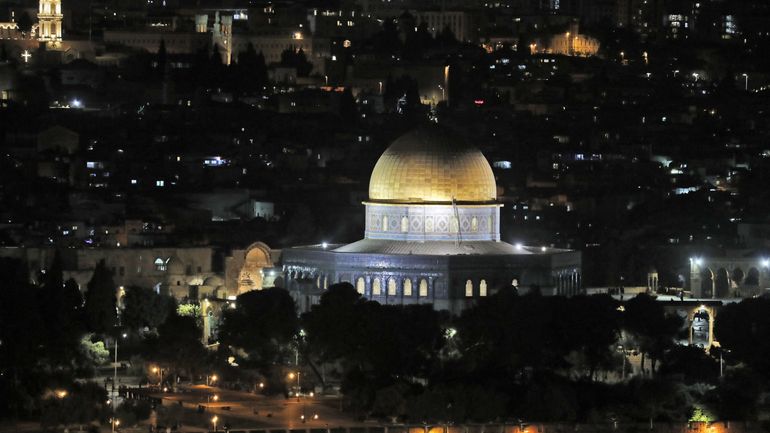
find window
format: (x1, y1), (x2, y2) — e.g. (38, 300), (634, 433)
(401, 216), (409, 233)
(382, 216), (388, 232)
(372, 278), (382, 295)
(388, 278), (397, 296)
(154, 258), (167, 271)
(471, 216), (478, 232)
(465, 279), (473, 297)
(156, 180), (165, 187)
(450, 217), (459, 233)
(404, 279), (412, 296)
(480, 279), (488, 296)
(356, 277), (365, 294)
(419, 279), (428, 297)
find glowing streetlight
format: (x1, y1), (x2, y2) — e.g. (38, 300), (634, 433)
(211, 415), (218, 432)
(207, 374), (218, 386)
(288, 371), (300, 399)
(55, 390), (68, 399)
(742, 73), (749, 91)
(152, 366), (164, 387)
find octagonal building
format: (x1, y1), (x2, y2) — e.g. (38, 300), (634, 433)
(281, 126), (582, 314)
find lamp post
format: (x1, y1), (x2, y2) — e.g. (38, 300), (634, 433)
(207, 374), (218, 386)
(152, 366), (164, 388)
(211, 415), (218, 432)
(288, 372), (300, 400)
(112, 332), (127, 429)
(438, 85), (444, 101)
(742, 73), (748, 91)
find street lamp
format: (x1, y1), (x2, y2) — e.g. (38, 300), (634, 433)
(112, 332), (127, 427)
(438, 85), (444, 101)
(207, 374), (218, 386)
(211, 415), (218, 432)
(288, 371), (300, 399)
(152, 366), (164, 388)
(742, 73), (748, 91)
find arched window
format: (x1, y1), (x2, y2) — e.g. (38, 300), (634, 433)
(323, 275), (328, 289)
(404, 279), (413, 296)
(450, 217), (459, 233)
(382, 215), (388, 232)
(465, 279), (473, 297)
(155, 258), (167, 271)
(419, 279), (428, 297)
(480, 279), (488, 296)
(425, 217), (434, 232)
(372, 278), (382, 295)
(471, 217), (478, 232)
(401, 216), (409, 233)
(356, 277), (365, 294)
(388, 277), (397, 296)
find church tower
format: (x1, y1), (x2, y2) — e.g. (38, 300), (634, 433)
(37, 0), (62, 43)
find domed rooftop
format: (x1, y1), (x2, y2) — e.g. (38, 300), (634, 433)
(368, 127), (497, 204)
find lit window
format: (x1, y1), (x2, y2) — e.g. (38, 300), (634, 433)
(401, 216), (408, 233)
(382, 215), (388, 232)
(156, 180), (165, 187)
(471, 217), (478, 232)
(388, 278), (396, 296)
(356, 277), (365, 294)
(419, 279), (428, 297)
(465, 280), (473, 297)
(480, 280), (488, 296)
(404, 279), (412, 296)
(154, 258), (167, 271)
(372, 278), (381, 295)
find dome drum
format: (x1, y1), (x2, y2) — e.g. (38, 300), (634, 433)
(364, 202), (501, 242)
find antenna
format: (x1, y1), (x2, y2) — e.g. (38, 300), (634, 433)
(452, 197), (461, 246)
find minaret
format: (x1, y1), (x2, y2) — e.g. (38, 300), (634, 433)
(38, 0), (63, 44)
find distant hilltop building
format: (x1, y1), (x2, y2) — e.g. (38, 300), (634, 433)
(0, 0), (62, 44)
(281, 126), (582, 314)
(531, 22), (600, 57)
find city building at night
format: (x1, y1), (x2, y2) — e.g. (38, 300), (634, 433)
(281, 126), (582, 314)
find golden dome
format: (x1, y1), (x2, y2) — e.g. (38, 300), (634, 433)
(369, 127), (497, 204)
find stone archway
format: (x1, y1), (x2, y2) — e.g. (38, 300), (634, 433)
(688, 305), (717, 350)
(714, 268), (730, 298)
(700, 268), (714, 298)
(238, 242), (273, 294)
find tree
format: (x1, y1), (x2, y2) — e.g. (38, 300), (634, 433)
(714, 297), (770, 376)
(0, 258), (47, 419)
(16, 12), (32, 34)
(623, 294), (682, 375)
(279, 47), (312, 77)
(38, 253), (85, 366)
(145, 312), (207, 382)
(218, 288), (298, 368)
(122, 286), (171, 332)
(83, 260), (117, 335)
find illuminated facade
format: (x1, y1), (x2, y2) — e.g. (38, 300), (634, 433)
(38, 0), (63, 43)
(281, 126), (582, 314)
